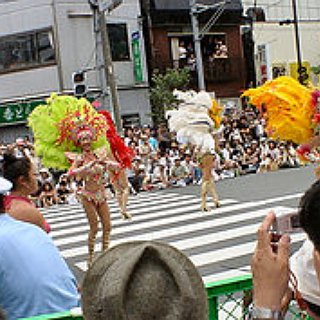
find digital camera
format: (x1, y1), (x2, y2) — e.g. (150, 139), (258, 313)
(269, 209), (302, 252)
(271, 210), (301, 234)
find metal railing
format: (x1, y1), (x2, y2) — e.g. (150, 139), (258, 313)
(151, 57), (245, 84)
(20, 274), (311, 320)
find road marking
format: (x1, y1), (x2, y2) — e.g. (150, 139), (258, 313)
(46, 194), (198, 225)
(46, 191), (305, 282)
(43, 192), (186, 217)
(52, 199), (237, 246)
(50, 198), (237, 238)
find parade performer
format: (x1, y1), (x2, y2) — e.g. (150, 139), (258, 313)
(98, 110), (135, 220)
(28, 94), (120, 266)
(166, 90), (222, 211)
(242, 76), (320, 176)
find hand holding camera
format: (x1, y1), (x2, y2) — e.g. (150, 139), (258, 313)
(269, 209), (301, 253)
(251, 212), (291, 312)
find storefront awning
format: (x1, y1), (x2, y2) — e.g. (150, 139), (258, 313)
(153, 0), (242, 12)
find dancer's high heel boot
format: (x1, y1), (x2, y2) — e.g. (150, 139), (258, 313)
(200, 182), (210, 212)
(87, 233), (96, 268)
(102, 232), (110, 251)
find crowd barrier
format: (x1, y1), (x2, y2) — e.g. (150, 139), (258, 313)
(20, 274), (311, 320)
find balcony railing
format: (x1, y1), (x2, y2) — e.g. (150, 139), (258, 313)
(151, 56), (245, 84)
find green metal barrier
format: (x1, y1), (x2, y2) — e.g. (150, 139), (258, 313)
(19, 311), (81, 320)
(20, 274), (311, 320)
(206, 274), (253, 319)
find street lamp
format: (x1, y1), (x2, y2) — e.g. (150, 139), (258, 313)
(291, 0), (304, 84)
(279, 0), (307, 84)
(88, 0), (123, 132)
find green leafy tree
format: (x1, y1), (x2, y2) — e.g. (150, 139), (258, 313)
(150, 68), (190, 125)
(311, 65), (320, 85)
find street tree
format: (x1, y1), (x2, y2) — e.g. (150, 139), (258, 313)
(150, 68), (190, 125)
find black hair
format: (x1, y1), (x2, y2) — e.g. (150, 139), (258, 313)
(2, 153), (32, 191)
(0, 307), (6, 320)
(42, 181), (54, 191)
(0, 194), (4, 214)
(59, 180), (67, 187)
(305, 299), (320, 317)
(299, 180), (320, 250)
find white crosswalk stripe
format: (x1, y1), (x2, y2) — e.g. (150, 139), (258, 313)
(42, 191), (305, 284)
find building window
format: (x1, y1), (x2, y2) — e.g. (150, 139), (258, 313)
(122, 113), (140, 128)
(0, 28), (55, 73)
(107, 23), (130, 61)
(170, 33), (228, 70)
(203, 34), (228, 60)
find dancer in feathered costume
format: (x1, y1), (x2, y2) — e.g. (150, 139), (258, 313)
(98, 110), (135, 219)
(166, 90), (222, 211)
(28, 94), (120, 266)
(242, 76), (320, 176)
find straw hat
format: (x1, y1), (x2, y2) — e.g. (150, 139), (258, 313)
(82, 241), (208, 320)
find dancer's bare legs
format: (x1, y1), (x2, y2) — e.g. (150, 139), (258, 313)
(81, 198), (99, 267)
(96, 201), (111, 251)
(112, 170), (132, 220)
(82, 197), (111, 267)
(199, 153), (220, 212)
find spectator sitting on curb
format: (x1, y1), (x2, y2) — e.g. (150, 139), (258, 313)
(170, 158), (189, 187)
(152, 162), (169, 189)
(56, 180), (72, 204)
(39, 181), (58, 208)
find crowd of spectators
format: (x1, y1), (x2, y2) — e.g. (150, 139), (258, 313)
(122, 103), (301, 192)
(0, 103), (303, 208)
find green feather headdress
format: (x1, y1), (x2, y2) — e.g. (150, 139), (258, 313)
(28, 93), (109, 170)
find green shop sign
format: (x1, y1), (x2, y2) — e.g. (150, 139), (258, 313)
(131, 31), (143, 83)
(0, 100), (44, 126)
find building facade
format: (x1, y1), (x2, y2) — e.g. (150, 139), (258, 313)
(140, 0), (249, 102)
(0, 0), (151, 142)
(242, 0), (320, 85)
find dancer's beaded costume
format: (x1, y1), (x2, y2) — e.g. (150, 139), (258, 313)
(28, 94), (119, 266)
(166, 90), (222, 211)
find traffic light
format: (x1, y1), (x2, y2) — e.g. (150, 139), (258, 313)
(298, 66), (309, 85)
(72, 71), (86, 97)
(289, 62), (311, 86)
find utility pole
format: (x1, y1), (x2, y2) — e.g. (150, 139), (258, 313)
(92, 8), (109, 112)
(98, 8), (122, 132)
(189, 0), (228, 91)
(190, 0), (206, 90)
(291, 0), (303, 84)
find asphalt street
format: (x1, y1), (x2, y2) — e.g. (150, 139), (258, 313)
(43, 164), (316, 285)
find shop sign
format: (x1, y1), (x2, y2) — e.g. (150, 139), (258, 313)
(0, 100), (43, 126)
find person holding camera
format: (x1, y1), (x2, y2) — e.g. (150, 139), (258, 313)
(251, 181), (320, 319)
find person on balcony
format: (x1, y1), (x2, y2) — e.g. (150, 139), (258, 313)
(178, 41), (187, 68)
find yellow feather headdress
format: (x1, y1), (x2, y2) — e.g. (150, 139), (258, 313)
(242, 76), (320, 145)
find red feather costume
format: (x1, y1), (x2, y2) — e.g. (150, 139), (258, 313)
(98, 110), (135, 168)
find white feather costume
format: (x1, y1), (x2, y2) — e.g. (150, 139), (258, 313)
(166, 90), (222, 152)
